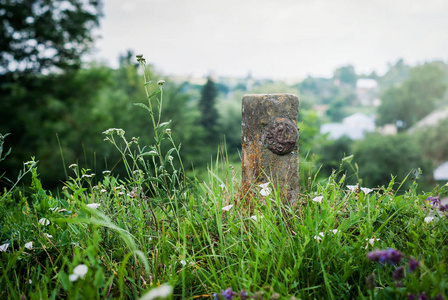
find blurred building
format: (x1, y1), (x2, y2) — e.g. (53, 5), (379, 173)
(356, 79), (378, 106)
(320, 112), (375, 140)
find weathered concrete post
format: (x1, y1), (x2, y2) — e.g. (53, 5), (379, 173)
(241, 94), (299, 202)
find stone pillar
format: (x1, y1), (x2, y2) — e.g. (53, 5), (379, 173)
(241, 94), (299, 202)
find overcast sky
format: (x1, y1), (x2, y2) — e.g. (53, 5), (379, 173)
(91, 0), (448, 80)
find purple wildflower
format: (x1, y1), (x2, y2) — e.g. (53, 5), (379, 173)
(366, 273), (376, 290)
(408, 258), (420, 272)
(212, 293), (219, 300)
(440, 204), (448, 212)
(408, 293), (418, 300)
(427, 196), (441, 208)
(392, 266), (405, 281)
(435, 294), (443, 300)
(418, 291), (428, 300)
(221, 287), (235, 300)
(239, 290), (249, 300)
(367, 248), (403, 265)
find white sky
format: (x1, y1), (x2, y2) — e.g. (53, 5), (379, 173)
(91, 0), (448, 80)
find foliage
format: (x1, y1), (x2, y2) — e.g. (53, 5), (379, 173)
(352, 133), (433, 190)
(0, 0), (102, 74)
(1, 147), (447, 299)
(198, 76), (220, 146)
(415, 117), (448, 166)
(377, 62), (448, 129)
(333, 64), (357, 87)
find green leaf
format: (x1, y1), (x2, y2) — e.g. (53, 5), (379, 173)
(140, 151), (158, 157)
(147, 90), (161, 99)
(133, 103), (151, 113)
(58, 271), (70, 290)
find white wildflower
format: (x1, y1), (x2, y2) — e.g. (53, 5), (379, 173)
(180, 260), (186, 266)
(139, 284), (173, 300)
(28, 279), (32, 284)
(360, 187), (373, 194)
(312, 196), (323, 203)
(157, 80), (165, 86)
(117, 192), (125, 196)
(165, 128), (171, 135)
(100, 189), (107, 194)
(330, 229), (340, 234)
(24, 241), (33, 250)
(102, 170), (111, 175)
(258, 182), (271, 196)
(102, 128), (125, 137)
(69, 264), (88, 282)
(222, 204), (234, 212)
(424, 216), (434, 223)
(347, 185), (358, 191)
(43, 233), (53, 238)
(251, 215), (263, 221)
(86, 203), (101, 209)
(365, 237), (380, 249)
(314, 232), (325, 241)
(0, 243), (10, 252)
(68, 164), (77, 169)
(38, 218), (50, 226)
(219, 183), (226, 190)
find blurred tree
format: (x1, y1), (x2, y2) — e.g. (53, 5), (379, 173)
(378, 59), (411, 90)
(198, 76), (220, 145)
(333, 65), (357, 87)
(415, 117), (448, 166)
(377, 63), (447, 129)
(318, 136), (353, 177)
(0, 0), (102, 74)
(353, 134), (432, 189)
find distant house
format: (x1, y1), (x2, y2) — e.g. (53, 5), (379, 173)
(320, 113), (375, 140)
(356, 79), (378, 106)
(408, 106), (448, 133)
(434, 161), (448, 181)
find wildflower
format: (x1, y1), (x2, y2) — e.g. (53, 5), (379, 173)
(258, 182), (271, 196)
(102, 128), (125, 137)
(366, 272), (376, 289)
(314, 232), (324, 241)
(312, 196), (323, 203)
(347, 185), (358, 191)
(427, 196), (441, 208)
(365, 237), (380, 248)
(102, 170), (111, 175)
(367, 248), (403, 265)
(38, 218), (50, 226)
(0, 243), (9, 252)
(180, 260), (186, 266)
(392, 266), (405, 281)
(424, 216), (434, 223)
(140, 284), (173, 300)
(222, 204), (233, 212)
(82, 173), (95, 179)
(330, 229), (340, 234)
(360, 187), (373, 194)
(24, 241), (33, 250)
(440, 204), (448, 212)
(118, 192), (125, 196)
(408, 258), (420, 272)
(68, 164), (77, 169)
(221, 287), (235, 300)
(157, 80), (165, 86)
(43, 233), (53, 238)
(219, 183), (226, 189)
(69, 264), (88, 282)
(28, 279), (32, 284)
(250, 215), (263, 221)
(100, 189), (107, 194)
(165, 128), (171, 135)
(86, 203), (101, 209)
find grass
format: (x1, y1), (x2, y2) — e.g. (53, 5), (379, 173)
(1, 55), (448, 299)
